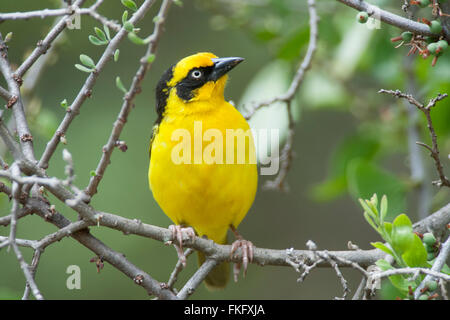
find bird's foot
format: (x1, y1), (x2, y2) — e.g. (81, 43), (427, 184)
(230, 225), (254, 282)
(167, 225), (196, 267)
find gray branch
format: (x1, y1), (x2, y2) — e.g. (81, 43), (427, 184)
(336, 0), (450, 40)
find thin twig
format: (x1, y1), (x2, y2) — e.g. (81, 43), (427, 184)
(245, 0), (319, 119)
(167, 248), (194, 291)
(245, 0), (318, 190)
(0, 36), (36, 161)
(7, 163), (43, 300)
(0, 7), (79, 22)
(84, 0), (171, 198)
(177, 258), (219, 299)
(22, 249), (42, 300)
(0, 85), (12, 101)
(379, 89), (450, 188)
(373, 266), (450, 282)
(38, 0), (157, 170)
(14, 0), (88, 78)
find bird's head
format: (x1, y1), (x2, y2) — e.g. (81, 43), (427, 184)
(155, 52), (244, 119)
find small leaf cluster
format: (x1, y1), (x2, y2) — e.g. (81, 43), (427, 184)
(121, 1), (151, 45)
(89, 25), (111, 46)
(75, 54), (96, 73)
(359, 194), (450, 298)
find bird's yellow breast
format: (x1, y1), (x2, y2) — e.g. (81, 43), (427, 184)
(148, 99), (257, 243)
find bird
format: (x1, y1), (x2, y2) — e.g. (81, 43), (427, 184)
(148, 52), (258, 289)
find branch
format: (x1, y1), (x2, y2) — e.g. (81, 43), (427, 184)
(177, 258), (220, 299)
(0, 85), (12, 102)
(84, 0), (172, 198)
(6, 163), (44, 300)
(379, 89), (450, 188)
(245, 0), (318, 119)
(38, 0), (156, 170)
(0, 36), (36, 161)
(336, 0), (449, 40)
(244, 0), (318, 190)
(23, 196), (178, 300)
(0, 7), (79, 22)
(14, 0), (88, 78)
(413, 202), (450, 237)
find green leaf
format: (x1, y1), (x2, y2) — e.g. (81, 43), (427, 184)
(347, 159), (406, 220)
(90, 170), (96, 177)
(380, 195), (388, 223)
(384, 222), (393, 238)
(402, 233), (427, 267)
(79, 54), (96, 69)
(124, 21), (134, 33)
(391, 214), (414, 254)
(173, 0), (183, 6)
(121, 0), (138, 11)
(88, 35), (107, 46)
(359, 198), (377, 220)
(440, 264), (450, 275)
(388, 275), (416, 293)
(365, 198), (379, 219)
(75, 64), (94, 73)
(114, 49), (120, 62)
(103, 24), (111, 41)
(4, 32), (13, 43)
(370, 194), (378, 208)
(375, 259), (392, 271)
(128, 32), (149, 45)
(147, 54), (155, 63)
(115, 76), (127, 93)
(371, 242), (394, 256)
(94, 27), (107, 42)
(122, 10), (129, 24)
(60, 99), (68, 109)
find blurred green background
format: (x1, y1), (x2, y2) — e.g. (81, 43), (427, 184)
(0, 0), (449, 299)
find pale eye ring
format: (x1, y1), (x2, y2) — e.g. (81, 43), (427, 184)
(191, 70), (202, 79)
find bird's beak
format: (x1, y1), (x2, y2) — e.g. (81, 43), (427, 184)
(209, 57), (244, 82)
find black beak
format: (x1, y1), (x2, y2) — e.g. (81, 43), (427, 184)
(209, 57), (244, 82)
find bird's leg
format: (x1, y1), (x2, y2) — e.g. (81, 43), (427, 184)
(229, 224), (254, 282)
(167, 225), (196, 267)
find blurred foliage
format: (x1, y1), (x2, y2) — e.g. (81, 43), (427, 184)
(0, 0), (449, 299)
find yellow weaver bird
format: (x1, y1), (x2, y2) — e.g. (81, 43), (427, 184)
(148, 52), (258, 289)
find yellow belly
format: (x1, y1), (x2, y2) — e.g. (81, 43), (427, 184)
(148, 102), (257, 243)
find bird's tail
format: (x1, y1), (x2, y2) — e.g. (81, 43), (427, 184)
(197, 234), (229, 289)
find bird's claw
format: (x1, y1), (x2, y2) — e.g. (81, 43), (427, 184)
(230, 239), (254, 282)
(167, 225), (195, 267)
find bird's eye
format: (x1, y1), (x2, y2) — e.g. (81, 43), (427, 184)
(191, 70), (202, 79)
